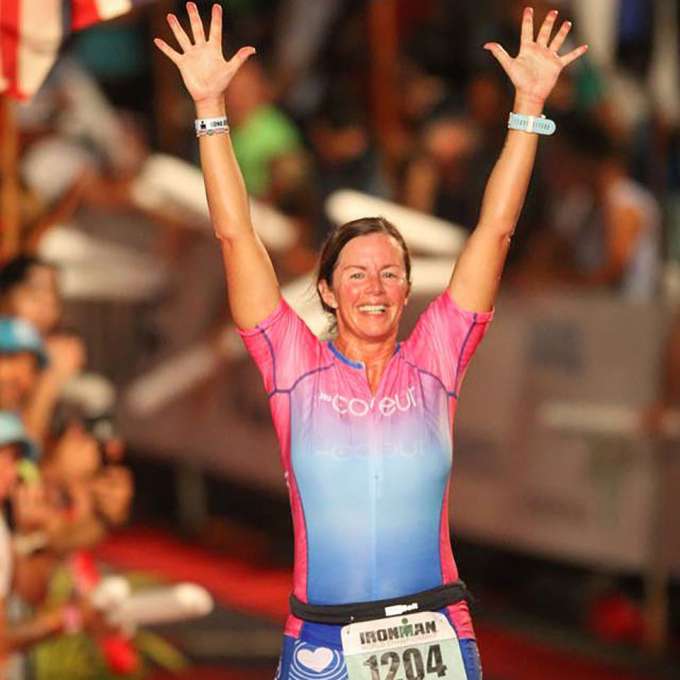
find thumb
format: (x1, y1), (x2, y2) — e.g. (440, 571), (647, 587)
(484, 42), (513, 73)
(230, 46), (256, 71)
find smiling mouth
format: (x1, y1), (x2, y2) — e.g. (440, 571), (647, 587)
(358, 304), (387, 314)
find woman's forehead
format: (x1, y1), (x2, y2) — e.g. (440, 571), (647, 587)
(337, 233), (404, 266)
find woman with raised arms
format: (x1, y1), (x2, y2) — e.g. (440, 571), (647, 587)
(155, 5), (587, 679)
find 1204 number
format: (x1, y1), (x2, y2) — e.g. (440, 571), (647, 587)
(362, 644), (448, 680)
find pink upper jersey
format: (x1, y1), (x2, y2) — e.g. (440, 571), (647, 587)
(239, 290), (493, 639)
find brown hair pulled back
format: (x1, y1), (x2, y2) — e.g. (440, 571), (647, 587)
(316, 216), (412, 316)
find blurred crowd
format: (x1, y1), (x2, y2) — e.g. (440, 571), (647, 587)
(0, 256), (135, 678)
(8, 0), (680, 373)
(11, 0), (680, 296)
(213, 0), (676, 301)
(3, 0), (680, 674)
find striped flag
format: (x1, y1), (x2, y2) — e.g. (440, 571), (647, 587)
(0, 1), (151, 100)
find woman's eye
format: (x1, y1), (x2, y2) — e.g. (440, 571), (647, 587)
(350, 272), (364, 280)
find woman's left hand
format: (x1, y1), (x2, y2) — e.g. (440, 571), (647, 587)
(484, 7), (588, 106)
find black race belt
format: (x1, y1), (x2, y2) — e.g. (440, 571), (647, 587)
(290, 580), (471, 625)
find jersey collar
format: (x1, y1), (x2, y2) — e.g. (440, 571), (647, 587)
(327, 341), (401, 370)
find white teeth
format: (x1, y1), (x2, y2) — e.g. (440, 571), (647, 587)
(358, 305), (386, 313)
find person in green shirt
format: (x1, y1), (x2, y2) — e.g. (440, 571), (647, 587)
(225, 59), (303, 198)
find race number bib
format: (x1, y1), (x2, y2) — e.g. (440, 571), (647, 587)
(342, 612), (468, 680)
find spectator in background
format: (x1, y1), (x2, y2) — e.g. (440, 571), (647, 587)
(521, 116), (661, 300)
(0, 317), (48, 413)
(402, 114), (481, 231)
(18, 422), (133, 557)
(466, 67), (513, 143)
(0, 257), (86, 442)
(0, 256), (62, 337)
(225, 60), (304, 202)
(309, 88), (390, 245)
(397, 56), (459, 140)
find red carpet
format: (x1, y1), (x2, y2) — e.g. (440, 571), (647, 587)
(98, 527), (658, 680)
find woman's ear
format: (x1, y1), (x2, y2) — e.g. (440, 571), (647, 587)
(318, 279), (337, 309)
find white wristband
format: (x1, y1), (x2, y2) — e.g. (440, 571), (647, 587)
(195, 116), (230, 137)
(508, 112), (556, 136)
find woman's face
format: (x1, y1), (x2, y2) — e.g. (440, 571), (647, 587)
(5, 265), (62, 335)
(0, 353), (40, 410)
(319, 233), (410, 344)
(49, 425), (101, 482)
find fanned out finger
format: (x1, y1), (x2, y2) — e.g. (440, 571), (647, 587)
(521, 7), (534, 44)
(549, 20), (571, 53)
(208, 3), (222, 44)
(560, 43), (588, 67)
(536, 9), (558, 47)
(167, 13), (192, 52)
(154, 38), (181, 64)
(186, 2), (206, 44)
(484, 42), (513, 73)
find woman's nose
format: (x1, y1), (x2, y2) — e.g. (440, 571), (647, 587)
(365, 272), (385, 292)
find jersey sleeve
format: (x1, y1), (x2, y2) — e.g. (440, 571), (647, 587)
(237, 299), (322, 395)
(402, 290), (493, 396)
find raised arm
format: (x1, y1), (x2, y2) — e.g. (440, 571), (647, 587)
(449, 7), (587, 312)
(154, 2), (280, 329)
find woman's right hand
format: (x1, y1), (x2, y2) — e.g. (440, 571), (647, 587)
(154, 2), (255, 107)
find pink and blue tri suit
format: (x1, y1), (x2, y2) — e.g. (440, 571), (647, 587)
(238, 290), (493, 679)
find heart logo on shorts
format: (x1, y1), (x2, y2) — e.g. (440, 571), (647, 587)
(296, 647), (333, 672)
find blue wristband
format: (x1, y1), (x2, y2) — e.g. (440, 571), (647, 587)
(507, 112), (556, 135)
